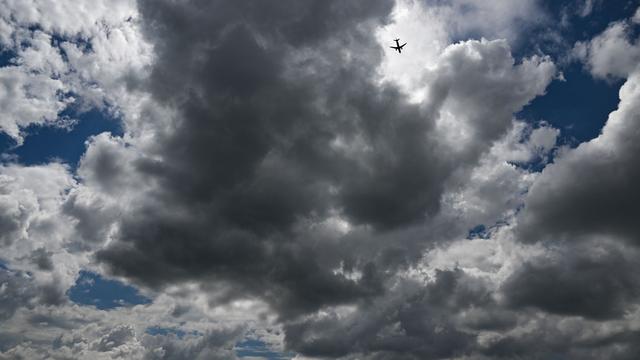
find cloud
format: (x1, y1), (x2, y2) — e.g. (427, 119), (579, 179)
(0, 289), (250, 359)
(0, 163), (82, 313)
(503, 239), (640, 320)
(283, 269), (494, 359)
(0, 65), (71, 143)
(0, 163), (74, 249)
(518, 57), (640, 246)
(573, 17), (640, 79)
(0, 0), (151, 144)
(578, 0), (600, 17)
(511, 6), (640, 327)
(78, 1), (555, 330)
(141, 328), (243, 360)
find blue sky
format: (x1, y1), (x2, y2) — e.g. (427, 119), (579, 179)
(516, 0), (637, 146)
(0, 109), (123, 168)
(67, 270), (151, 310)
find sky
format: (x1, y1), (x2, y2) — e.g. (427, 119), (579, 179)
(1, 0), (640, 359)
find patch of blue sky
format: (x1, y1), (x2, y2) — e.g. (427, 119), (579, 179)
(467, 219), (511, 240)
(467, 224), (489, 239)
(519, 63), (622, 146)
(0, 49), (16, 67)
(235, 338), (293, 360)
(542, 0), (639, 39)
(515, 0), (634, 146)
(0, 108), (123, 169)
(514, 0), (639, 58)
(1, 33), (122, 169)
(67, 270), (151, 310)
(508, 156), (551, 173)
(145, 326), (191, 338)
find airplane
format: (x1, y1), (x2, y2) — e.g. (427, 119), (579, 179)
(390, 38), (406, 53)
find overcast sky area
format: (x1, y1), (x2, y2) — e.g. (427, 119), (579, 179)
(1, 0), (640, 359)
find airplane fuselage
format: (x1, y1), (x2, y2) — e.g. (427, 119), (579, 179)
(391, 39), (406, 53)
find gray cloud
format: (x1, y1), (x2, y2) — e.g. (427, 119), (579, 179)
(284, 269), (511, 359)
(89, 0), (554, 324)
(0, 268), (38, 323)
(141, 328), (243, 360)
(518, 43), (640, 245)
(503, 240), (640, 320)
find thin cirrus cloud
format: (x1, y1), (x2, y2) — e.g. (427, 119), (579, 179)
(1, 0), (640, 359)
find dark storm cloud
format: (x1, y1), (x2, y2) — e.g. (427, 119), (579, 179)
(479, 315), (640, 360)
(284, 269), (502, 359)
(85, 0), (554, 325)
(98, 209), (386, 318)
(502, 240), (640, 320)
(517, 140), (640, 245)
(98, 0), (429, 314)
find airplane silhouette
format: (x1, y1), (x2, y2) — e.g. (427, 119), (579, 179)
(391, 38), (406, 53)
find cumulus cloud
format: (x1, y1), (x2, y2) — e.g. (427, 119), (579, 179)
(503, 239), (640, 320)
(0, 0), (151, 144)
(53, 0), (558, 357)
(78, 1), (554, 331)
(0, 163), (82, 313)
(519, 52), (640, 246)
(0, 65), (71, 142)
(511, 5), (640, 335)
(0, 295), (247, 359)
(425, 0), (546, 42)
(574, 17), (640, 79)
(284, 269), (496, 358)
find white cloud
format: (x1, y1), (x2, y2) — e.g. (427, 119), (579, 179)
(0, 66), (71, 142)
(428, 39), (556, 158)
(578, 0), (598, 17)
(375, 0), (449, 98)
(0, 289), (254, 359)
(375, 0), (549, 100)
(437, 0), (545, 41)
(0, 0), (152, 143)
(0, 163), (83, 310)
(633, 6), (640, 24)
(0, 0), (136, 38)
(574, 20), (640, 79)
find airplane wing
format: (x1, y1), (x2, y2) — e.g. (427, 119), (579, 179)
(400, 43), (407, 48)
